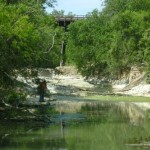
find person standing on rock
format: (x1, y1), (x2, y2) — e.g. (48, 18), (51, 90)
(37, 80), (47, 102)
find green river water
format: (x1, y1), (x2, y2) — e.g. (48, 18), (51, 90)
(0, 101), (150, 150)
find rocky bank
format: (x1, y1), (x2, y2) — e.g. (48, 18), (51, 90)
(16, 66), (150, 98)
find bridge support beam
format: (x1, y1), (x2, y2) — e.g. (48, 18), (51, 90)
(56, 16), (85, 67)
(60, 41), (66, 67)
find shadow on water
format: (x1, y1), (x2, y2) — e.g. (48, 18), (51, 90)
(1, 100), (150, 150)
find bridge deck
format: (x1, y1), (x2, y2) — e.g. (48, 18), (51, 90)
(55, 15), (86, 21)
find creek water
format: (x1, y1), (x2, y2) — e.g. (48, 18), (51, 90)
(0, 101), (150, 150)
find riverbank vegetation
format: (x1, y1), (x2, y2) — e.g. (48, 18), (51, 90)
(66, 0), (150, 79)
(0, 0), (64, 118)
(0, 0), (65, 105)
(0, 0), (64, 88)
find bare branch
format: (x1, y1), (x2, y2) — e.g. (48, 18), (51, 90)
(2, 99), (12, 107)
(43, 32), (57, 53)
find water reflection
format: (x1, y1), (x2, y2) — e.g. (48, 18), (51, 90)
(0, 102), (150, 150)
(0, 122), (67, 150)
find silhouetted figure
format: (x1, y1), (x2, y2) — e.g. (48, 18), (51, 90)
(37, 80), (47, 102)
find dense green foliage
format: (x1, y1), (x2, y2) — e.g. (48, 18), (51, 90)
(0, 0), (64, 87)
(66, 0), (150, 78)
(1, 0), (150, 95)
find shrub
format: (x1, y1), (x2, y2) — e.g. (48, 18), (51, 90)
(7, 90), (26, 107)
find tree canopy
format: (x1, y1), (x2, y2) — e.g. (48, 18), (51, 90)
(0, 0), (65, 87)
(66, 0), (150, 78)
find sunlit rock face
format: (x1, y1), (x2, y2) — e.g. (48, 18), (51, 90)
(37, 67), (94, 96)
(17, 66), (150, 97)
(16, 67), (94, 97)
(112, 66), (150, 96)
